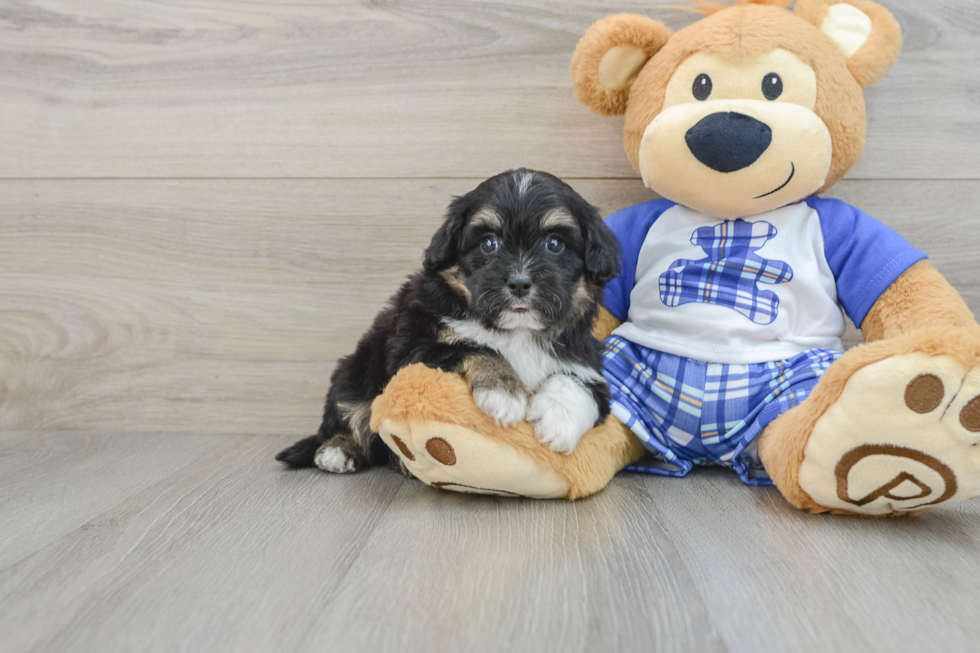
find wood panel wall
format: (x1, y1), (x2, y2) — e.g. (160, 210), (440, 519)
(2, 0), (978, 434)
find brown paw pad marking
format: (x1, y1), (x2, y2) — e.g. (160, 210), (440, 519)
(425, 437), (456, 466)
(390, 435), (415, 461)
(960, 396), (980, 433)
(904, 374), (944, 414)
(835, 444), (957, 510)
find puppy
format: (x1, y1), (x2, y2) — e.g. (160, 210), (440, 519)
(276, 169), (621, 474)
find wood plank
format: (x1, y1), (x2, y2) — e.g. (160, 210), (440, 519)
(0, 431), (235, 570)
(298, 476), (725, 653)
(2, 179), (977, 433)
(0, 432), (721, 653)
(642, 468), (980, 652)
(0, 434), (405, 653)
(3, 432), (979, 652)
(1, 0), (977, 179)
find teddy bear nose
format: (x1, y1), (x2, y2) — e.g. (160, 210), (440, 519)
(685, 112), (773, 173)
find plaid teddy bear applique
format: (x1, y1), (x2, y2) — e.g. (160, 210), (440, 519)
(659, 219), (794, 325)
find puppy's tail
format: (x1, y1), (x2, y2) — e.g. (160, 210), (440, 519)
(275, 435), (322, 468)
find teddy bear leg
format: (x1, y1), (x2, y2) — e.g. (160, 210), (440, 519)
(369, 363), (645, 500)
(760, 328), (980, 516)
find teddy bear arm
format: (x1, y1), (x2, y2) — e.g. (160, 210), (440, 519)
(860, 260), (976, 343)
(592, 305), (623, 341)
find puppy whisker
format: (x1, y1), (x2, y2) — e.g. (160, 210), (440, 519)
(476, 289), (495, 311)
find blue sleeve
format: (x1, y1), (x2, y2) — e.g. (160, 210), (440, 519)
(808, 197), (927, 328)
(602, 199), (676, 321)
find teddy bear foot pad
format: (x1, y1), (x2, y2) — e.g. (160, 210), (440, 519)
(800, 352), (980, 515)
(377, 419), (569, 499)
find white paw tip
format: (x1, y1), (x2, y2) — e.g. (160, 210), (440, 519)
(528, 414), (584, 454)
(527, 377), (598, 455)
(314, 446), (355, 473)
(474, 387), (528, 426)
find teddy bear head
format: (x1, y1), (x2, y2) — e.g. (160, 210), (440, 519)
(571, 0), (902, 219)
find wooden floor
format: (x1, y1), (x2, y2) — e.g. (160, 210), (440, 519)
(4, 1), (980, 651)
(1, 431), (979, 653)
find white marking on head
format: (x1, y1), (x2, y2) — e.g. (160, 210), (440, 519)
(517, 172), (534, 197)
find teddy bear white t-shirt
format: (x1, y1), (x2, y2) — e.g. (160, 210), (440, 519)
(604, 197), (927, 364)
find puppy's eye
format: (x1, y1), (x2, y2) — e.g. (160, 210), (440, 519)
(545, 235), (564, 254)
(693, 74), (712, 101)
(480, 235), (499, 254)
(762, 73), (783, 100)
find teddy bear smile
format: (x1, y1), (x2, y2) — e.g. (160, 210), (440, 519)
(754, 162), (796, 199)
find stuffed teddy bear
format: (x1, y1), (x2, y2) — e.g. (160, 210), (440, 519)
(370, 0), (980, 516)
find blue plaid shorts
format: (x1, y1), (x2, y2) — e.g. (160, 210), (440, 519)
(602, 336), (842, 485)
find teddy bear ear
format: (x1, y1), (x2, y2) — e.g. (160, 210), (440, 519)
(795, 0), (902, 87)
(571, 14), (672, 116)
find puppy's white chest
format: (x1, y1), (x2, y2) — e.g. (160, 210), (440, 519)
(495, 334), (561, 391)
(443, 320), (560, 391)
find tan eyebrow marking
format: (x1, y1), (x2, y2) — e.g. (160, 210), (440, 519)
(469, 209), (503, 230)
(541, 209), (577, 230)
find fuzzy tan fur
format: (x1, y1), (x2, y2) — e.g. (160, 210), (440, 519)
(759, 263), (980, 515)
(860, 261), (976, 342)
(571, 14), (673, 116)
(371, 363), (646, 500)
(794, 0), (903, 87)
(571, 1), (902, 199)
(622, 5), (867, 195)
(592, 305), (624, 341)
(759, 324), (980, 515)
(681, 0), (792, 17)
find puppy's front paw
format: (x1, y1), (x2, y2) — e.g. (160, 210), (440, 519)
(526, 375), (599, 454)
(474, 386), (528, 426)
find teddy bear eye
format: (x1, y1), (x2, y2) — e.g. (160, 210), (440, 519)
(762, 73), (783, 100)
(693, 73), (713, 101)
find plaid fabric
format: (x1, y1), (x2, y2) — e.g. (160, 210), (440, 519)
(659, 219), (794, 325)
(603, 335), (841, 485)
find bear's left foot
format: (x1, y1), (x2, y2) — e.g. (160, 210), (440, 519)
(800, 352), (980, 515)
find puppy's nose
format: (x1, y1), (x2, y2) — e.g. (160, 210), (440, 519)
(685, 112), (772, 173)
(507, 273), (533, 298)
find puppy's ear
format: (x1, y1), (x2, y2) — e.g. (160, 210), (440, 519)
(571, 14), (672, 116)
(576, 203), (621, 285)
(423, 194), (472, 271)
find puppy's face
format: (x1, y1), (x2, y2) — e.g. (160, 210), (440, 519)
(424, 170), (621, 332)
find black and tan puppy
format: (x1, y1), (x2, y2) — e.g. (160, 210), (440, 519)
(276, 169), (621, 474)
